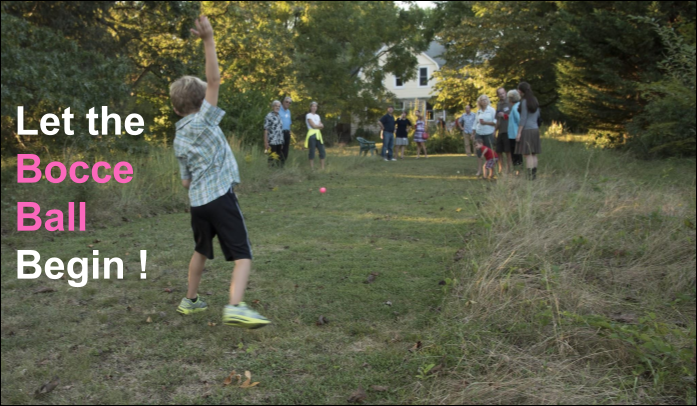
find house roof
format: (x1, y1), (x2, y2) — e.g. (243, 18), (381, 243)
(423, 41), (446, 68)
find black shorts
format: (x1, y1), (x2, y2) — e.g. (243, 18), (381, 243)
(496, 132), (511, 153)
(190, 189), (253, 261)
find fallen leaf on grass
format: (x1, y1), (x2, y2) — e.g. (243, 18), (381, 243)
(87, 244), (94, 248)
(348, 386), (367, 403)
(456, 208), (462, 212)
(163, 288), (175, 293)
(223, 371), (242, 386)
(408, 341), (423, 353)
(316, 316), (329, 326)
(92, 239), (101, 244)
(33, 287), (56, 294)
(208, 322), (217, 327)
(35, 376), (60, 395)
(146, 317), (152, 323)
(384, 301), (392, 306)
(240, 371), (260, 389)
(371, 385), (389, 392)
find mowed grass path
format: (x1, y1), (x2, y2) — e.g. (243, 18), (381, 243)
(1, 152), (486, 404)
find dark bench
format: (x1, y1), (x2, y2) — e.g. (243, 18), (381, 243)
(356, 137), (377, 156)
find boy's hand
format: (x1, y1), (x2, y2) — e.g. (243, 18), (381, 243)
(192, 15), (221, 107)
(191, 15), (214, 42)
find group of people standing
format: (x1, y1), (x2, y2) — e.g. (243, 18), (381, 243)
(457, 82), (541, 180)
(262, 82), (541, 179)
(263, 97), (326, 170)
(377, 106), (430, 160)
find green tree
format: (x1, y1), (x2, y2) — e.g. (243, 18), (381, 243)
(0, 13), (130, 154)
(554, 1), (696, 135)
(626, 18), (696, 157)
(431, 1), (560, 119)
(290, 1), (431, 141)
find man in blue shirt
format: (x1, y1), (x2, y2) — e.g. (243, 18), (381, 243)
(279, 97), (293, 165)
(378, 106), (396, 161)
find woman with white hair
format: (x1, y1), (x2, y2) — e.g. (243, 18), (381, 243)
(264, 100), (284, 166)
(473, 94), (497, 177)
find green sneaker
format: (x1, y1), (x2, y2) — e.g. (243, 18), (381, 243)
(223, 303), (271, 329)
(177, 295), (208, 315)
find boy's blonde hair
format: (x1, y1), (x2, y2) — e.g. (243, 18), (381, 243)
(170, 76), (207, 115)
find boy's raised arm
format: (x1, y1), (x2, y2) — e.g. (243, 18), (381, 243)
(191, 16), (221, 107)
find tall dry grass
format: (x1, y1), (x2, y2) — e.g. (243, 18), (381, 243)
(418, 138), (696, 405)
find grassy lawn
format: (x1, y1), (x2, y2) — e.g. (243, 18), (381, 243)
(1, 149), (486, 404)
(1, 140), (695, 404)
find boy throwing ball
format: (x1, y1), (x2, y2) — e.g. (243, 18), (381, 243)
(171, 16), (270, 329)
(475, 139), (499, 180)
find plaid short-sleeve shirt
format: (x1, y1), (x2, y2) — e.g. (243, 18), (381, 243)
(174, 100), (241, 207)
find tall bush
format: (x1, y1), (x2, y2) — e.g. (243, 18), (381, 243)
(627, 19), (696, 157)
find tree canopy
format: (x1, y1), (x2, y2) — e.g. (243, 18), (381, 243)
(2, 1), (695, 157)
(431, 0), (696, 156)
(1, 1), (430, 153)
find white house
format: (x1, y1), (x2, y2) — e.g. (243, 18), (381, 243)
(386, 41), (447, 121)
(352, 41), (447, 137)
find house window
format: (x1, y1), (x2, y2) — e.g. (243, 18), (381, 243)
(419, 67), (429, 87)
(395, 76), (404, 88)
(426, 102), (434, 120)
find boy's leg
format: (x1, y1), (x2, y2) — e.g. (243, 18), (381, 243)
(178, 249), (210, 314)
(187, 251), (207, 299)
(229, 258), (251, 305)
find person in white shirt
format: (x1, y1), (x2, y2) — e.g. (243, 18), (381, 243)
(304, 101), (326, 170)
(473, 95), (497, 177)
